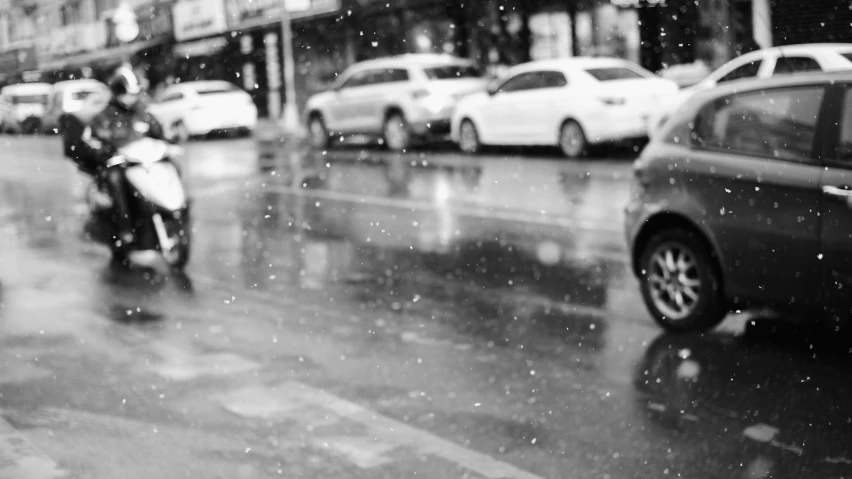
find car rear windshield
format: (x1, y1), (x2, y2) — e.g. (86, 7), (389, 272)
(585, 67), (647, 81)
(12, 94), (48, 105)
(424, 65), (481, 80)
(71, 90), (97, 101)
(841, 53), (852, 63)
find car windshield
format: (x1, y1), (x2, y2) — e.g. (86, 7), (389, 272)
(3, 4), (850, 479)
(423, 64), (481, 79)
(585, 66), (648, 81)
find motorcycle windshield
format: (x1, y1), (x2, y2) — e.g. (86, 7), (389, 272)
(118, 137), (168, 164)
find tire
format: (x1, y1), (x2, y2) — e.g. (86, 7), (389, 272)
(165, 219), (191, 269)
(308, 114), (330, 149)
(22, 117), (41, 135)
(638, 228), (726, 333)
(558, 120), (587, 158)
(172, 121), (190, 144)
(383, 112), (410, 151)
(458, 119), (481, 154)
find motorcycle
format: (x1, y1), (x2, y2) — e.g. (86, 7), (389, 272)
(83, 137), (191, 269)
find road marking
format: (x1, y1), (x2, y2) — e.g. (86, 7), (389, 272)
(0, 416), (67, 479)
(148, 342), (262, 381)
(218, 381), (547, 479)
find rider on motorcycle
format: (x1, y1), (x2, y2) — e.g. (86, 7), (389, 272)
(66, 66), (167, 248)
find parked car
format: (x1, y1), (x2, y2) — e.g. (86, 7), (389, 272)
(0, 82), (52, 134)
(625, 71), (852, 332)
(148, 80), (258, 142)
(649, 43), (852, 136)
(450, 57), (678, 158)
(304, 54), (487, 151)
(43, 79), (110, 134)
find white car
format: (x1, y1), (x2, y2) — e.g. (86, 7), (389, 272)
(450, 58), (679, 158)
(43, 79), (110, 134)
(148, 81), (258, 142)
(650, 43), (852, 135)
(0, 82), (53, 134)
(304, 54), (487, 151)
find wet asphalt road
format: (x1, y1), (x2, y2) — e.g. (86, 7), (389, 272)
(0, 135), (851, 479)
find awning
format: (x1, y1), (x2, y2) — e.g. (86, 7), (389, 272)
(38, 38), (168, 71)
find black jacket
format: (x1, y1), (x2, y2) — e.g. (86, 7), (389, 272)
(64, 99), (165, 173)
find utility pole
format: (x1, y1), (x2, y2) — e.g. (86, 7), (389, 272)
(279, 0), (305, 136)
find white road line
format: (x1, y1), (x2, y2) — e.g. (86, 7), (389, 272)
(0, 416), (67, 478)
(219, 381), (547, 479)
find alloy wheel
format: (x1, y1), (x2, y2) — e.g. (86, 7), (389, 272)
(647, 243), (702, 321)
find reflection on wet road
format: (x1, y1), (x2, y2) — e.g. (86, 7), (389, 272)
(0, 136), (850, 478)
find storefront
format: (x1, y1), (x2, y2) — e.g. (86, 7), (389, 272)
(771, 0), (851, 46)
(0, 45), (38, 85)
(171, 0), (234, 86)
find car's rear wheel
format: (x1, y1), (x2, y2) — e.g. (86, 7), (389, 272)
(638, 229), (726, 332)
(558, 120), (587, 158)
(383, 112), (410, 151)
(308, 114), (330, 149)
(458, 119), (480, 154)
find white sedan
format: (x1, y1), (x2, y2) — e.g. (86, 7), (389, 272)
(148, 81), (258, 142)
(450, 58), (678, 157)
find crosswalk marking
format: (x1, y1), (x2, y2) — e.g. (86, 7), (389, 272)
(219, 381), (548, 479)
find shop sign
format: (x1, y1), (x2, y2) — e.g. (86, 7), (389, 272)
(36, 22), (107, 60)
(226, 0), (340, 30)
(173, 0), (228, 42)
(0, 46), (37, 73)
(107, 2), (174, 47)
(173, 36), (227, 58)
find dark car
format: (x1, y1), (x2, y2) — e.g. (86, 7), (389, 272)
(625, 72), (852, 332)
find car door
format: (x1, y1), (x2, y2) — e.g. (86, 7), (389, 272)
(478, 72), (546, 143)
(350, 68), (409, 133)
(150, 90), (186, 128)
(817, 84), (852, 313)
(687, 85), (826, 305)
(524, 70), (569, 144)
(327, 69), (382, 133)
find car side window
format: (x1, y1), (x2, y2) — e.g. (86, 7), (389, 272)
(717, 60), (762, 84)
(159, 92), (184, 103)
(540, 71), (568, 88)
(384, 69), (409, 83)
(773, 56), (822, 75)
(693, 86), (824, 163)
(340, 70), (369, 89)
(835, 88), (852, 161)
(498, 72), (546, 93)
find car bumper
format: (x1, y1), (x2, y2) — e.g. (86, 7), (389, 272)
(187, 111), (258, 135)
(585, 112), (652, 143)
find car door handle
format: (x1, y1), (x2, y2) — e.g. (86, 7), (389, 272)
(822, 185), (852, 198)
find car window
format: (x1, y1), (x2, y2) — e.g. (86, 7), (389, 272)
(717, 60), (762, 84)
(340, 70), (370, 89)
(540, 71), (568, 88)
(693, 86), (824, 163)
(423, 65), (480, 80)
(773, 56), (822, 75)
(71, 89), (97, 101)
(498, 72), (547, 93)
(371, 69), (409, 84)
(585, 67), (646, 82)
(835, 88), (852, 161)
(195, 83), (239, 95)
(158, 92), (184, 103)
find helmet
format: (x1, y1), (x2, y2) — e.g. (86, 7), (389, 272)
(108, 66), (142, 108)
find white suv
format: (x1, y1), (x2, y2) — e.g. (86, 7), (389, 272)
(305, 54), (486, 150)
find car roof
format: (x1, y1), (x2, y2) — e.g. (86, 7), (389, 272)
(1, 82), (53, 95)
(351, 54), (473, 70)
(769, 43), (852, 55)
(53, 79), (106, 90)
(511, 57), (644, 73)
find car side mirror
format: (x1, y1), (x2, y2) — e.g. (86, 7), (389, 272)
(486, 83), (499, 96)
